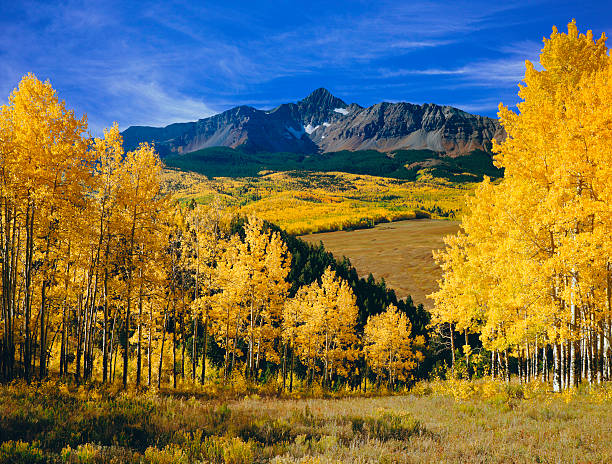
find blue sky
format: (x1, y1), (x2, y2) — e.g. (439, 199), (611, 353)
(0, 1), (610, 134)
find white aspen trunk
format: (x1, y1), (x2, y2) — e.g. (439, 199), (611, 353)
(553, 343), (561, 392)
(563, 342), (568, 390)
(534, 338), (538, 379)
(604, 324), (611, 381)
(450, 323), (455, 372)
(570, 276), (577, 388)
(504, 349), (510, 383)
(588, 329), (595, 384)
(597, 328), (604, 384)
(148, 306), (152, 386)
(542, 345), (548, 382)
(582, 336), (587, 381)
(158, 308), (168, 389)
(526, 344), (531, 383)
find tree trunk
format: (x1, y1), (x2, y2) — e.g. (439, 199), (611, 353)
(201, 312), (208, 384)
(192, 317), (197, 381)
(102, 259), (110, 382)
(450, 323), (456, 372)
(282, 341), (287, 391)
(136, 269), (144, 386)
(553, 343), (561, 392)
(158, 306), (168, 389)
(289, 344), (295, 393)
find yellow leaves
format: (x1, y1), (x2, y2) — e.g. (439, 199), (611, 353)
(3, 73), (91, 198)
(210, 216), (292, 367)
(433, 21), (612, 358)
(164, 169), (467, 235)
(364, 304), (418, 383)
(283, 267), (359, 373)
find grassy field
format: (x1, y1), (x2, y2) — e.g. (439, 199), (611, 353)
(301, 219), (459, 307)
(0, 380), (610, 463)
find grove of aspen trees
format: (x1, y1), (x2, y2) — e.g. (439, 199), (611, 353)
(0, 74), (423, 390)
(430, 22), (612, 390)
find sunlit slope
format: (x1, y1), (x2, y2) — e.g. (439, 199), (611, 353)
(162, 168), (472, 235)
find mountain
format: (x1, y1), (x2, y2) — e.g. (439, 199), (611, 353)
(121, 88), (504, 157)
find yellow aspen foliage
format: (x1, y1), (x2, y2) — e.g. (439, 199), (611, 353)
(285, 267), (358, 386)
(431, 21), (612, 389)
(213, 216), (291, 378)
(364, 304), (422, 386)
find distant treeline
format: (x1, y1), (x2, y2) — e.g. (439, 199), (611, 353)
(164, 146), (503, 182)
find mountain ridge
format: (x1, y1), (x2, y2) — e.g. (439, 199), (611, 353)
(122, 88), (504, 157)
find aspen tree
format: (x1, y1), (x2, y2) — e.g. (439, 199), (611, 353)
(186, 200), (229, 383)
(288, 267), (358, 388)
(0, 74), (90, 381)
(214, 216), (290, 379)
(364, 304), (422, 387)
(116, 143), (166, 387)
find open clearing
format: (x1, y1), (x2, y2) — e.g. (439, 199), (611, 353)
(301, 218), (460, 307)
(2, 381), (610, 463)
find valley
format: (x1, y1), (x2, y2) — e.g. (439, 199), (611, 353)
(301, 219), (459, 308)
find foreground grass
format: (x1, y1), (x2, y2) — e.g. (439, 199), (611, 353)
(0, 380), (610, 463)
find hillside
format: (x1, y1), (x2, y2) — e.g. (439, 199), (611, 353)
(162, 168), (473, 235)
(122, 88), (504, 156)
(163, 146), (502, 182)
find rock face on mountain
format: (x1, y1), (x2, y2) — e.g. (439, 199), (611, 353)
(122, 88), (503, 156)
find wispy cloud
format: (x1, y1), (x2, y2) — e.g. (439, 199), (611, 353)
(0, 0), (604, 127)
(100, 80), (215, 130)
(447, 98), (515, 114)
(378, 37), (543, 87)
(380, 68), (467, 78)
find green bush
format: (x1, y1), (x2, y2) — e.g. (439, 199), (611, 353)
(0, 440), (47, 464)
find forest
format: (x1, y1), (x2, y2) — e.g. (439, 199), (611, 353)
(0, 76), (428, 391)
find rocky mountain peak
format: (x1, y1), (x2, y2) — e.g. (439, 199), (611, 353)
(299, 88), (346, 108)
(122, 89), (504, 156)
(297, 88), (348, 127)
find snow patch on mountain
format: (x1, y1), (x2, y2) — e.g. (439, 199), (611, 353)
(304, 123), (320, 134)
(334, 108), (349, 115)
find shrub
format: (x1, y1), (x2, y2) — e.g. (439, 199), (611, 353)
(0, 440), (47, 464)
(348, 411), (423, 441)
(222, 437), (254, 464)
(144, 444), (189, 464)
(237, 418), (294, 445)
(61, 443), (141, 463)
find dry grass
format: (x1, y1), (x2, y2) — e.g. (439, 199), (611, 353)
(301, 219), (459, 307)
(1, 380), (610, 463)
